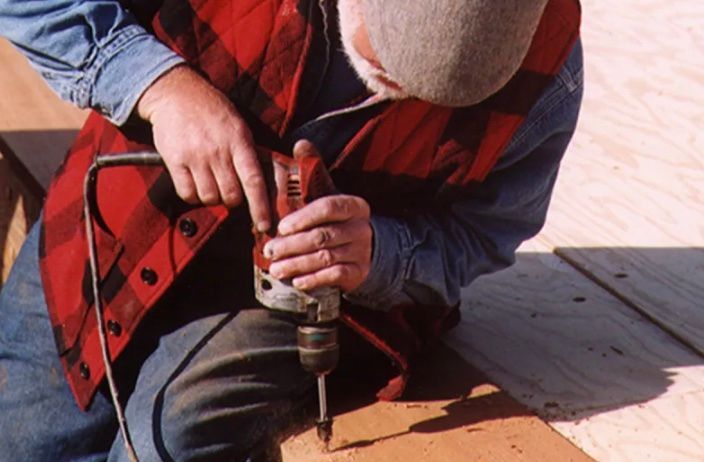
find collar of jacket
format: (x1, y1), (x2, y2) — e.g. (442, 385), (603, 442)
(39, 0), (581, 409)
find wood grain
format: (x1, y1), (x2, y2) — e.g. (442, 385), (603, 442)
(551, 246), (704, 356)
(444, 242), (704, 462)
(1, 1), (702, 460)
(552, 392), (704, 462)
(537, 0), (704, 352)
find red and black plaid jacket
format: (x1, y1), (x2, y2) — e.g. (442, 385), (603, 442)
(39, 0), (581, 409)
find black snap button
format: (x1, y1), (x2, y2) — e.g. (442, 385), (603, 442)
(140, 267), (158, 286)
(79, 362), (90, 379)
(107, 320), (122, 337)
(179, 218), (198, 237)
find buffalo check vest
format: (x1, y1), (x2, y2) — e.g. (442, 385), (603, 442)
(39, 0), (581, 409)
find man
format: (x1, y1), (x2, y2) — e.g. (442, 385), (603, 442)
(0, 0), (582, 460)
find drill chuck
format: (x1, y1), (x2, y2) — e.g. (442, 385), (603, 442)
(297, 325), (339, 375)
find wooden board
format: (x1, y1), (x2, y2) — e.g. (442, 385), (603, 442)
(552, 392), (704, 462)
(0, 38), (86, 189)
(0, 152), (40, 285)
(0, 38), (85, 283)
(536, 0), (704, 353)
(282, 343), (593, 462)
(444, 240), (704, 462)
(548, 247), (704, 356)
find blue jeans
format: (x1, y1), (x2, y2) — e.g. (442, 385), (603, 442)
(0, 220), (314, 461)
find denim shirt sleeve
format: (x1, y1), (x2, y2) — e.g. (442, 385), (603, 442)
(0, 0), (184, 125)
(346, 41), (584, 310)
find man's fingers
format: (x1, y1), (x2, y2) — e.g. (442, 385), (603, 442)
(190, 166), (221, 205)
(231, 141), (270, 232)
(278, 196), (370, 235)
(169, 165), (199, 204)
(292, 264), (365, 293)
(269, 243), (360, 280)
(141, 66), (271, 222)
(211, 155), (243, 208)
(265, 221), (370, 260)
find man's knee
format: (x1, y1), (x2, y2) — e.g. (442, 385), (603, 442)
(125, 309), (313, 461)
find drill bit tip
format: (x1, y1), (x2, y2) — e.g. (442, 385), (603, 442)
(316, 416), (333, 449)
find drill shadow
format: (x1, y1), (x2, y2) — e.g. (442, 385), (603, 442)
(330, 390), (525, 452)
(322, 342), (532, 452)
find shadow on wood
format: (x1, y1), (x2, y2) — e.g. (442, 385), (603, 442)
(0, 128), (78, 286)
(283, 339), (593, 461)
(447, 248), (704, 423)
(0, 129), (79, 192)
(0, 153), (41, 286)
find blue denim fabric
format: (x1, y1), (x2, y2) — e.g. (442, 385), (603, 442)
(0, 0), (184, 125)
(0, 223), (117, 461)
(346, 40), (584, 309)
(0, 222), (313, 461)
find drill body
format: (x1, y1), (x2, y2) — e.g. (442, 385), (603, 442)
(252, 150), (339, 445)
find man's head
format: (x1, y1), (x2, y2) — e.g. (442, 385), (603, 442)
(338, 0), (549, 107)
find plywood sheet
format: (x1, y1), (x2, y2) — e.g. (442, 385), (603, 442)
(0, 39), (86, 188)
(282, 344), (593, 462)
(444, 242), (704, 462)
(550, 247), (704, 355)
(537, 0), (704, 352)
(553, 392), (704, 462)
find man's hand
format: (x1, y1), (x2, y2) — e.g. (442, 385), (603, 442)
(137, 65), (270, 231)
(264, 141), (373, 293)
(264, 195), (373, 293)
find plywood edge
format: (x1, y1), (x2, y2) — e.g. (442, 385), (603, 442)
(445, 248), (704, 462)
(549, 244), (704, 358)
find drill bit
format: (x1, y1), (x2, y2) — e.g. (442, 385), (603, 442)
(315, 374), (333, 449)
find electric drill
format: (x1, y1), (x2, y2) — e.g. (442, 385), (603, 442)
(84, 150), (340, 459)
(252, 150), (340, 446)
